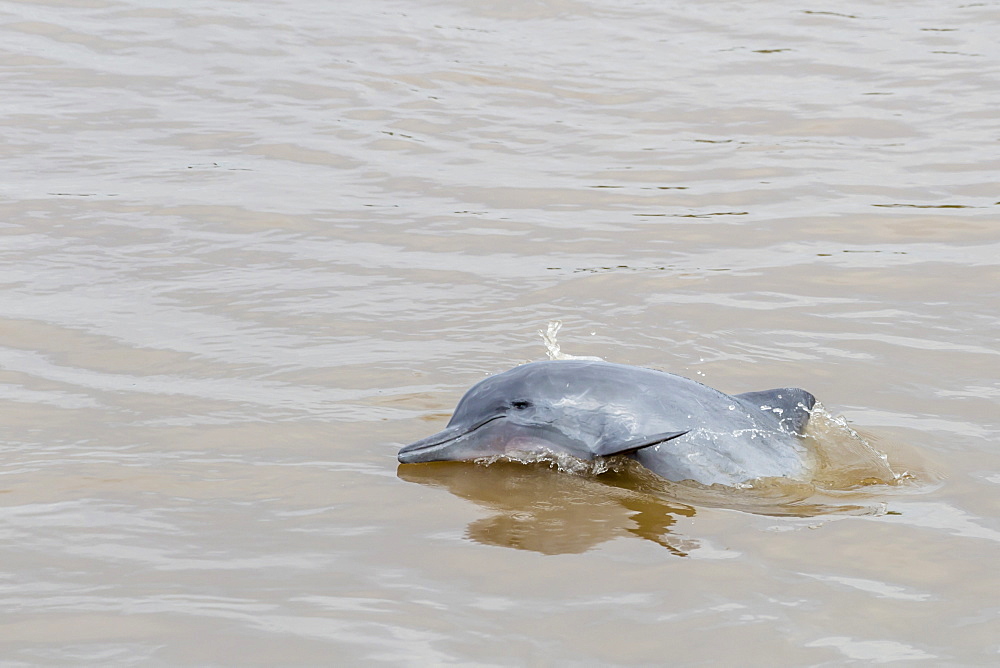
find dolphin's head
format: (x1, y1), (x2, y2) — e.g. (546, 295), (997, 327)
(397, 361), (688, 465)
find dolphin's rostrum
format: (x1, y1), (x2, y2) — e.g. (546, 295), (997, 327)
(398, 360), (817, 487)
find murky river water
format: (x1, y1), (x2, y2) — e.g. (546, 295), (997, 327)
(2, 0), (999, 664)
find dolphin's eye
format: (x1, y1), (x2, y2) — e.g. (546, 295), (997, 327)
(510, 400), (532, 410)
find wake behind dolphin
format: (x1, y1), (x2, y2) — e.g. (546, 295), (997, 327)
(398, 360), (817, 487)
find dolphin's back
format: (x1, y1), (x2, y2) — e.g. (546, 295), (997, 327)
(542, 362), (817, 486)
(632, 376), (815, 486)
(734, 387), (816, 435)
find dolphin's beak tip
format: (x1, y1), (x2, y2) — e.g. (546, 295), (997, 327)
(396, 423), (473, 465)
(396, 444), (420, 464)
(397, 438), (443, 464)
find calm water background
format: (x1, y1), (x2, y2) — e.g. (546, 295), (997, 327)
(1, 0), (998, 664)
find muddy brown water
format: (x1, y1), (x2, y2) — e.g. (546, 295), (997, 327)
(1, 0), (998, 665)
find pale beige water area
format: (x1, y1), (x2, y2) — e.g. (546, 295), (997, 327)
(1, 0), (998, 664)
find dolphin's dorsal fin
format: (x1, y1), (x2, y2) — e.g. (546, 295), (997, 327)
(593, 430), (689, 458)
(734, 387), (816, 434)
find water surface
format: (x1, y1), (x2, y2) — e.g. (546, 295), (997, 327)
(1, 0), (998, 664)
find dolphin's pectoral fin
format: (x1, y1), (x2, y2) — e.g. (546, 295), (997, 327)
(592, 430), (689, 457)
(735, 387), (816, 434)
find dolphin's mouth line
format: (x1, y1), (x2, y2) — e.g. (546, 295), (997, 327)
(399, 414), (505, 455)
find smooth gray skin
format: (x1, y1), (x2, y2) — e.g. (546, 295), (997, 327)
(397, 360), (817, 487)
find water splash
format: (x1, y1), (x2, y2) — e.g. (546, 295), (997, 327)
(477, 450), (627, 476)
(804, 403), (903, 488)
(539, 321), (604, 361)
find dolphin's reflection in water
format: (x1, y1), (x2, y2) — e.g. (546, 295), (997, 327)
(397, 460), (698, 556)
(397, 430), (902, 556)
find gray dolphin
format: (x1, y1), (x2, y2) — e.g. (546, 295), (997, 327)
(397, 360), (816, 487)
